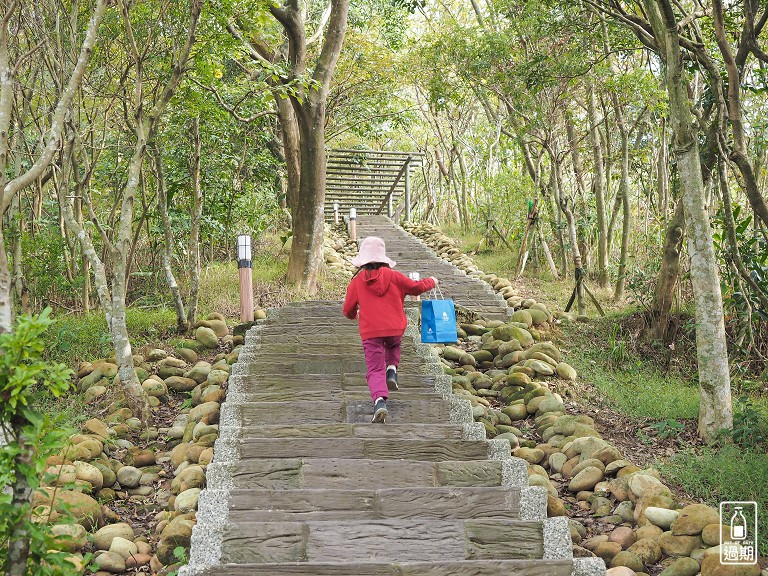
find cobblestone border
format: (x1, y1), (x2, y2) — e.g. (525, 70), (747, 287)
(403, 276), (590, 574)
(180, 322), (264, 575)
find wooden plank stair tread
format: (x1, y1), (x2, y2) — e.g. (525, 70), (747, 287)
(189, 559), (573, 576)
(226, 486), (522, 522)
(220, 519), (544, 563)
(233, 437), (490, 460)
(226, 458), (504, 490)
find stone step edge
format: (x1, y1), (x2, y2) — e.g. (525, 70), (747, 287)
(182, 487), (587, 576)
(179, 558), (606, 576)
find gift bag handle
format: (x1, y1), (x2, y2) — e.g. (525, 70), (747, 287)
(429, 283), (445, 300)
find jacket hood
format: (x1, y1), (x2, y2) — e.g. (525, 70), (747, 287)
(362, 266), (391, 296)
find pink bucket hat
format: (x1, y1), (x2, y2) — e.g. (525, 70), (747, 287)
(351, 236), (396, 268)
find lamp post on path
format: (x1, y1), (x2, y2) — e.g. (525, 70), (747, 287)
(237, 234), (254, 322)
(333, 202), (339, 224)
(349, 208), (357, 241)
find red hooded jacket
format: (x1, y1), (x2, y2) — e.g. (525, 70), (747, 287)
(343, 266), (436, 339)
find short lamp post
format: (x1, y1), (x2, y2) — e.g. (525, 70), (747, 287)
(333, 202), (339, 224)
(349, 208), (357, 241)
(237, 234), (254, 322)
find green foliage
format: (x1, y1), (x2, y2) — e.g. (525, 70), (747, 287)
(646, 418), (685, 439)
(565, 316), (700, 420)
(658, 444), (768, 556)
(46, 308), (176, 369)
(712, 204), (768, 365)
(607, 324), (630, 367)
(0, 309), (79, 576)
(728, 396), (768, 450)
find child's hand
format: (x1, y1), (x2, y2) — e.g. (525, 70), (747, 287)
(429, 277), (439, 286)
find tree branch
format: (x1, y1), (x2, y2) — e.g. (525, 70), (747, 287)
(307, 2), (332, 46)
(312, 0), (349, 90)
(2, 0), (108, 214)
(191, 78), (278, 123)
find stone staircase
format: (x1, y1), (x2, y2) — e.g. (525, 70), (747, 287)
(356, 215), (510, 320)
(182, 302), (603, 576)
(181, 218), (605, 576)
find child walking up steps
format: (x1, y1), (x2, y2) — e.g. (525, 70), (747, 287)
(343, 236), (438, 423)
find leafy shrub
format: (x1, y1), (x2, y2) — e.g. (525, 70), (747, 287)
(0, 308), (80, 575)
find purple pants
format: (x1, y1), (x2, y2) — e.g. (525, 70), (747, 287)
(362, 336), (402, 402)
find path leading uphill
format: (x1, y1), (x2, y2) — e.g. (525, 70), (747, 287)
(356, 215), (511, 320)
(180, 219), (605, 576)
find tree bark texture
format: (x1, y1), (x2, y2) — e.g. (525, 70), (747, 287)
(152, 141), (188, 332)
(642, 0), (732, 439)
(561, 198), (585, 315)
(587, 84), (609, 288)
(648, 199), (684, 342)
(613, 110), (631, 300)
(7, 417), (33, 576)
(276, 95), (301, 217)
(187, 116), (203, 328)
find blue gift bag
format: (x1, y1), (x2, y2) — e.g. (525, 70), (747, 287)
(421, 287), (458, 343)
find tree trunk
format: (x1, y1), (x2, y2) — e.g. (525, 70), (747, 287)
(112, 140), (150, 422)
(561, 198), (585, 315)
(0, 226), (12, 332)
(187, 117), (203, 327)
(712, 0), (768, 228)
(276, 95), (301, 220)
(642, 0), (732, 439)
(7, 418), (33, 576)
(548, 153), (569, 275)
(587, 84), (609, 288)
(271, 0), (349, 293)
(288, 103), (327, 292)
(613, 116), (631, 300)
(565, 110), (587, 203)
(648, 199), (684, 341)
(152, 141), (187, 331)
(656, 117), (669, 216)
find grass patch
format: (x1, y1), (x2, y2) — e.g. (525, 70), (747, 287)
(562, 314), (700, 420)
(47, 308), (177, 369)
(658, 444), (768, 556)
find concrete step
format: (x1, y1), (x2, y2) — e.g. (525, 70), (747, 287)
(231, 398), (450, 425)
(219, 519), (544, 563)
(235, 388), (440, 403)
(232, 423), (467, 440)
(227, 486), (522, 522)
(233, 438), (490, 461)
(239, 360), (428, 376)
(188, 559), (573, 575)
(224, 458), (504, 490)
(229, 373), (443, 392)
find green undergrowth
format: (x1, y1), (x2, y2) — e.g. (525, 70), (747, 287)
(47, 308), (177, 369)
(658, 444), (768, 556)
(560, 314), (700, 420)
(445, 224), (700, 419)
(445, 223), (768, 556)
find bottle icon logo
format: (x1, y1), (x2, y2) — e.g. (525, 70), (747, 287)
(442, 312), (449, 321)
(720, 501), (758, 565)
(731, 507), (747, 540)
